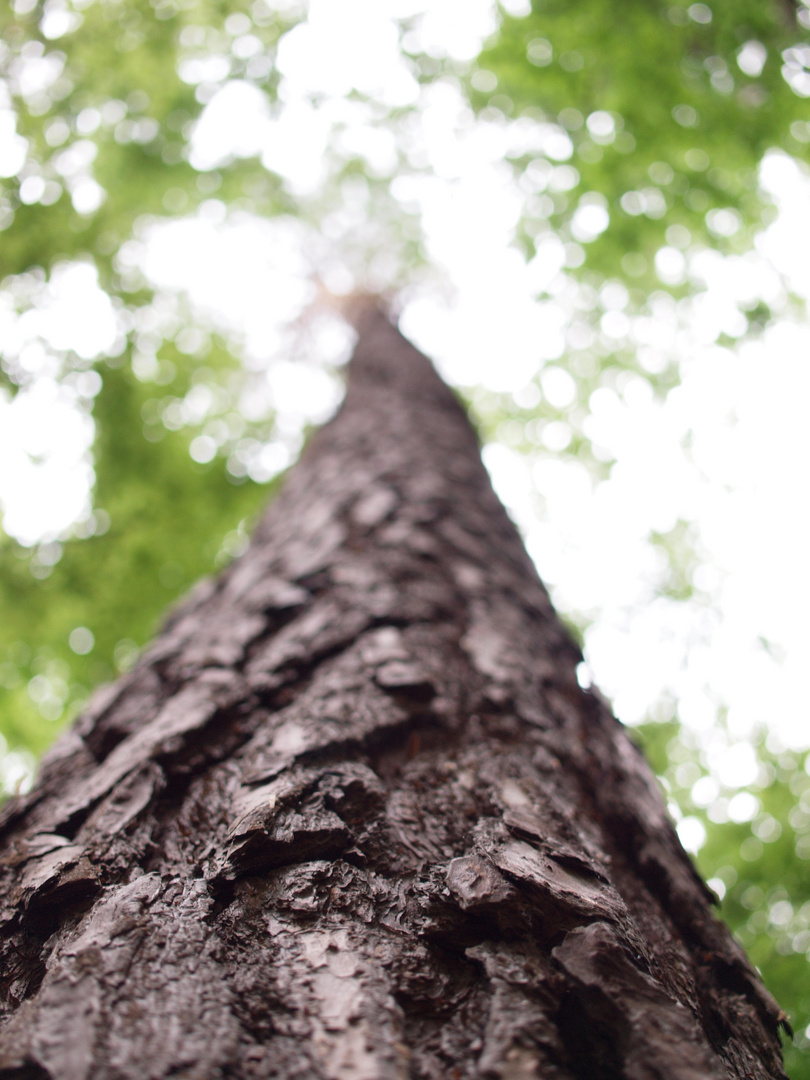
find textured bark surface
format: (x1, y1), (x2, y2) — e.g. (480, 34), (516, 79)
(0, 304), (788, 1079)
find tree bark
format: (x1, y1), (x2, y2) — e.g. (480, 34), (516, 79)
(0, 302), (788, 1079)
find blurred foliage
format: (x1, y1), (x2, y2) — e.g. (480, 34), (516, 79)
(1, 0), (809, 1072)
(0, 0), (306, 784)
(442, 0), (810, 484)
(471, 0), (810, 293)
(0, 0), (294, 296)
(0, 355), (271, 763)
(638, 719), (810, 1078)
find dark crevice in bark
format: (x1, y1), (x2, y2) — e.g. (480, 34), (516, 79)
(0, 1067), (52, 1080)
(556, 988), (625, 1080)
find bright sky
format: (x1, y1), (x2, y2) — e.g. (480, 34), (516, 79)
(1, 0), (809, 818)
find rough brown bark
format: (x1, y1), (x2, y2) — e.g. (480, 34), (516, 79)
(0, 303), (788, 1079)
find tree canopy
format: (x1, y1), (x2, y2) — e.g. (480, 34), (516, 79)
(1, 0), (809, 1074)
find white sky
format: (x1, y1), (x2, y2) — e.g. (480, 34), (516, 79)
(1, 0), (809, 806)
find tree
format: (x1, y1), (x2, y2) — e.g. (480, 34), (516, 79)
(0, 302), (789, 1079)
(2, 0), (810, 1073)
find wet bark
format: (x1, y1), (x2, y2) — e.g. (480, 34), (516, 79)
(0, 303), (788, 1079)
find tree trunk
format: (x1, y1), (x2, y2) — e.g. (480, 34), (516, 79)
(0, 302), (788, 1080)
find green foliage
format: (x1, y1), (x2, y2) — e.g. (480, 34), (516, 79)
(0, 0), (302, 778)
(0, 0), (294, 290)
(0, 355), (271, 766)
(638, 719), (810, 1076)
(472, 0), (809, 294)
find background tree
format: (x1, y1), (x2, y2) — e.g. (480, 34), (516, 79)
(1, 0), (809, 1074)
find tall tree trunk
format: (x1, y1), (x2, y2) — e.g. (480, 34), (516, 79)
(0, 302), (788, 1080)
